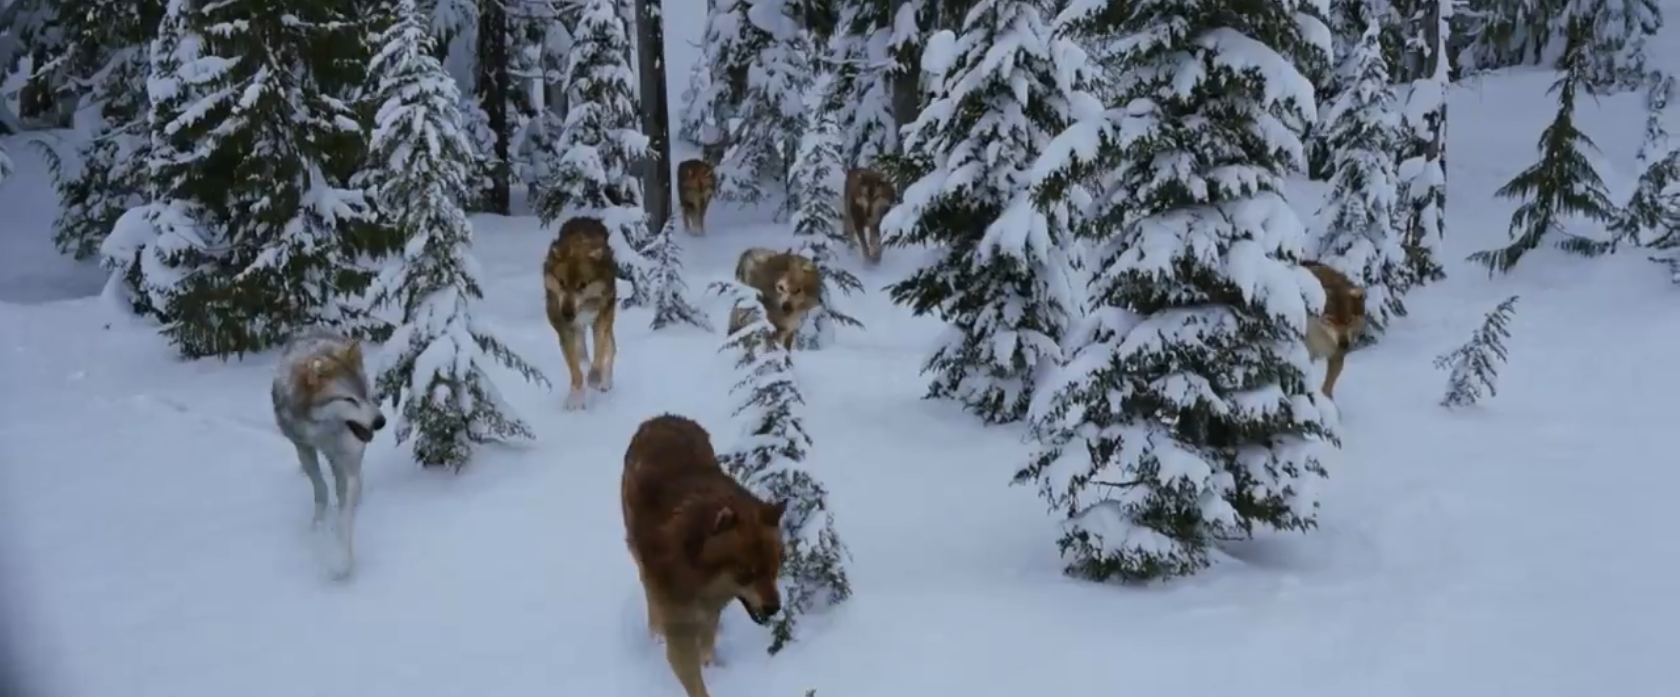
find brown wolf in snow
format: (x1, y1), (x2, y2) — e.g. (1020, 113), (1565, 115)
(843, 167), (896, 264)
(727, 247), (823, 351)
(621, 414), (786, 697)
(677, 159), (717, 236)
(1302, 261), (1366, 399)
(542, 217), (618, 411)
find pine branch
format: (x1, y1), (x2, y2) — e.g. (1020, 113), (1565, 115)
(1433, 295), (1519, 409)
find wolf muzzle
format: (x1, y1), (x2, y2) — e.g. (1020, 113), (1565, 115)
(347, 413), (386, 443)
(738, 596), (780, 625)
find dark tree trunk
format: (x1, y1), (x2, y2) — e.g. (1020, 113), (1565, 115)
(636, 0), (674, 234)
(476, 0), (513, 215)
(888, 0), (920, 149)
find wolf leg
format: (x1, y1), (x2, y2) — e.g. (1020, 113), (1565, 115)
(697, 608), (722, 667)
(588, 306), (617, 392)
(663, 623), (712, 697)
(294, 442), (329, 527)
(558, 326), (589, 411)
(866, 226), (883, 264)
(695, 196), (710, 236)
(325, 447), (363, 580)
(1322, 353), (1346, 400)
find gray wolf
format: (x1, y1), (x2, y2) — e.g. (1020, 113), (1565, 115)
(1302, 260), (1366, 399)
(621, 414), (786, 697)
(543, 216), (619, 411)
(271, 329), (386, 580)
(727, 247), (823, 351)
(677, 159), (717, 236)
(843, 167), (895, 264)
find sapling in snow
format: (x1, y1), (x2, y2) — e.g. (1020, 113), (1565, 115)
(708, 279), (853, 655)
(787, 78), (864, 350)
(1434, 295), (1519, 409)
(645, 218), (711, 331)
(362, 0), (548, 469)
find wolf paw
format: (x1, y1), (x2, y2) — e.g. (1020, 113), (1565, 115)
(588, 367), (613, 392)
(564, 389), (587, 411)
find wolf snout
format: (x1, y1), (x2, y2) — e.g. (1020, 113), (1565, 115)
(1336, 335), (1351, 351)
(779, 300), (794, 313)
(372, 413), (387, 432)
(559, 305), (577, 322)
(346, 420), (375, 443)
(740, 596), (780, 625)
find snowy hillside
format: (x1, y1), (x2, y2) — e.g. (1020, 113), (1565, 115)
(3, 6), (1680, 697)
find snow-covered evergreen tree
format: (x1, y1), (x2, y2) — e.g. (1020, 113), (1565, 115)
(37, 0), (164, 261)
(1315, 21), (1409, 339)
(645, 218), (710, 331)
(1396, 0), (1449, 289)
(789, 75), (864, 350)
(1016, 0), (1335, 584)
(361, 0), (548, 470)
(535, 0), (653, 306)
(709, 279), (852, 656)
(823, 0), (902, 166)
(1434, 295), (1519, 408)
(1468, 16), (1615, 274)
(101, 0), (376, 359)
(692, 0), (813, 205)
(1614, 74), (1680, 253)
(881, 0), (1078, 425)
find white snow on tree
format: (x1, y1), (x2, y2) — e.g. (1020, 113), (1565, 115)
(1467, 16), (1615, 274)
(701, 0), (813, 206)
(1434, 295), (1519, 409)
(645, 218), (711, 331)
(676, 46), (722, 157)
(535, 0), (654, 306)
(708, 279), (853, 656)
(1396, 0), (1449, 288)
(1315, 20), (1410, 340)
(1016, 0), (1335, 584)
(881, 0), (1079, 426)
(361, 0), (549, 470)
(822, 0), (903, 167)
(102, 0), (376, 359)
(789, 73), (864, 350)
(1616, 74), (1680, 253)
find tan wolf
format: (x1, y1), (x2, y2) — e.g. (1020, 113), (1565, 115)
(1302, 260), (1366, 399)
(677, 159), (717, 236)
(843, 167), (896, 264)
(542, 217), (618, 411)
(727, 247), (822, 351)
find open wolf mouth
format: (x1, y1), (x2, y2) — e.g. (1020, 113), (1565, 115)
(346, 421), (375, 443)
(739, 597), (773, 626)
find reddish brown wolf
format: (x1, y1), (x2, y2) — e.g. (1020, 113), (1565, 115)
(1302, 261), (1366, 399)
(843, 167), (896, 264)
(621, 414), (786, 697)
(677, 159), (717, 236)
(542, 217), (618, 411)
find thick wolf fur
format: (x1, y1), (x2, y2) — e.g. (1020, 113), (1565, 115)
(543, 217), (619, 411)
(1302, 261), (1366, 399)
(843, 167), (895, 264)
(728, 247), (822, 351)
(677, 159), (716, 236)
(622, 414), (786, 697)
(271, 329), (387, 580)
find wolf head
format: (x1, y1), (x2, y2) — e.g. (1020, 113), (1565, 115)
(545, 219), (616, 325)
(770, 254), (822, 316)
(679, 160), (716, 201)
(695, 500), (787, 625)
(298, 340), (386, 443)
(1306, 264), (1367, 352)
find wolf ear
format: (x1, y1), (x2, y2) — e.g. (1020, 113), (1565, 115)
(766, 500), (786, 525)
(712, 506), (738, 534)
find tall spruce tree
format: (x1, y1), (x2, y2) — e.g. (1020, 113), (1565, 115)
(823, 0), (901, 166)
(881, 0), (1078, 426)
(1396, 0), (1449, 288)
(1468, 16), (1615, 274)
(536, 0), (653, 306)
(1316, 21), (1409, 338)
(101, 0), (376, 359)
(690, 0), (812, 205)
(710, 279), (852, 655)
(39, 0), (165, 261)
(789, 74), (864, 350)
(362, 0), (548, 470)
(1016, 0), (1335, 584)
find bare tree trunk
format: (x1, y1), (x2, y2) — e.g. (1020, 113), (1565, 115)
(636, 0), (674, 235)
(476, 0), (514, 215)
(888, 0), (920, 150)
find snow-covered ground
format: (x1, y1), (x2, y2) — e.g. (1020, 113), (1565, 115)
(4, 10), (1680, 697)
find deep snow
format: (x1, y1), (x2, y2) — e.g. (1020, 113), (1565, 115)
(3, 8), (1680, 697)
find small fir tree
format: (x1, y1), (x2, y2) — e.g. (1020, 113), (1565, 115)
(882, 0), (1079, 425)
(1017, 0), (1335, 584)
(1468, 17), (1616, 274)
(645, 218), (711, 331)
(709, 279), (853, 656)
(1434, 295), (1519, 408)
(1618, 73), (1680, 251)
(788, 76), (864, 350)
(536, 0), (654, 306)
(101, 0), (376, 358)
(361, 0), (548, 470)
(1315, 20), (1410, 339)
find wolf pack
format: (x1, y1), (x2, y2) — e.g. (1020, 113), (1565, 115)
(265, 158), (1368, 697)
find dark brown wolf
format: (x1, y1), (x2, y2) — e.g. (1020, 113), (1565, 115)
(1302, 261), (1366, 399)
(843, 167), (896, 264)
(621, 414), (786, 697)
(727, 247), (822, 351)
(677, 159), (717, 236)
(542, 217), (618, 411)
